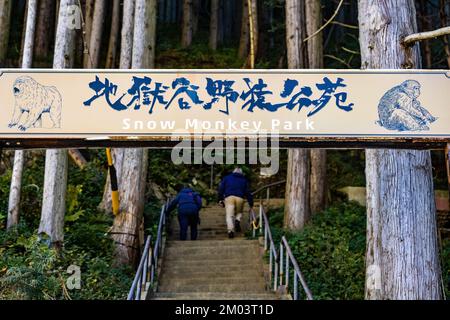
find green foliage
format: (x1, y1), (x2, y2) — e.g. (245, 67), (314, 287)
(0, 150), (133, 300)
(269, 201), (366, 299)
(0, 235), (61, 300)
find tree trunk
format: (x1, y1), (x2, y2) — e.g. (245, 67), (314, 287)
(68, 149), (87, 169)
(7, 0), (38, 230)
(39, 150), (68, 246)
(306, 0), (326, 214)
(83, 0), (95, 68)
(112, 0), (152, 266)
(0, 0), (12, 66)
(166, 0), (172, 23)
(7, 150), (25, 229)
(439, 0), (450, 68)
(101, 0), (136, 212)
(359, 0), (442, 300)
(39, 0), (76, 246)
(181, 0), (193, 47)
(34, 0), (56, 65)
(309, 149), (326, 214)
(21, 0), (37, 68)
(192, 0), (200, 36)
(105, 0), (120, 68)
(119, 0), (135, 69)
(87, 0), (105, 68)
(112, 149), (148, 266)
(284, 0), (310, 230)
(132, 0), (157, 68)
(285, 0), (308, 68)
(209, 0), (219, 50)
(284, 149), (310, 230)
(238, 0), (249, 59)
(249, 0), (258, 60)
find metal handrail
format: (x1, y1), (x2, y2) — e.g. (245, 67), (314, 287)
(260, 205), (280, 291)
(127, 199), (169, 300)
(250, 182), (313, 300)
(280, 236), (313, 300)
(127, 234), (152, 300)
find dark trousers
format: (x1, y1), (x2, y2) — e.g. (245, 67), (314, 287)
(178, 213), (199, 240)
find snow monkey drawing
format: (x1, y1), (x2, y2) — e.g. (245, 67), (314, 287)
(8, 76), (62, 131)
(377, 80), (436, 131)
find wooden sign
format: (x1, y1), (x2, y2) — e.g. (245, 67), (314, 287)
(0, 69), (449, 148)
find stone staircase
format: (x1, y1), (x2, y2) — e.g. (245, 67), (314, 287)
(150, 204), (280, 300)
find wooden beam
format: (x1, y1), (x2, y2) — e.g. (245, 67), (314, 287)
(0, 137), (449, 150)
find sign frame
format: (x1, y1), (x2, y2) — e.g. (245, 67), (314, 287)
(0, 68), (449, 149)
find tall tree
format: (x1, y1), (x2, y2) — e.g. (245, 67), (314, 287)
(34, 0), (56, 65)
(112, 0), (155, 266)
(306, 0), (326, 214)
(83, 0), (95, 68)
(120, 0), (135, 69)
(249, 0), (258, 61)
(181, 0), (193, 47)
(209, 0), (219, 50)
(359, 0), (442, 299)
(38, 0), (76, 247)
(132, 0), (157, 68)
(87, 0), (106, 68)
(284, 0), (310, 230)
(238, 0), (249, 59)
(100, 0), (136, 213)
(7, 0), (38, 230)
(0, 0), (12, 66)
(192, 0), (200, 36)
(105, 0), (121, 68)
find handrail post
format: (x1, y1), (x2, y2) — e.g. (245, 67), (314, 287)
(259, 203), (262, 235)
(274, 253), (278, 291)
(285, 248), (289, 290)
(294, 274), (298, 300)
(279, 242), (284, 286)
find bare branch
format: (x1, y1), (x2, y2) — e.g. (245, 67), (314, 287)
(303, 0), (344, 43)
(403, 26), (450, 46)
(324, 54), (351, 68)
(331, 21), (358, 30)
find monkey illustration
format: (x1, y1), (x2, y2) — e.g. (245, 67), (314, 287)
(377, 80), (436, 131)
(8, 76), (62, 131)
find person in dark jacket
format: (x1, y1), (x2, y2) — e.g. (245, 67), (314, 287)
(218, 167), (253, 238)
(168, 186), (202, 241)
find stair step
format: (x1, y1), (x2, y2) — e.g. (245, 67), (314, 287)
(167, 239), (258, 246)
(162, 258), (262, 268)
(158, 276), (266, 287)
(168, 235), (247, 240)
(158, 282), (267, 293)
(164, 245), (258, 255)
(163, 253), (261, 263)
(160, 269), (263, 278)
(168, 233), (247, 239)
(151, 292), (278, 300)
(162, 263), (263, 273)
